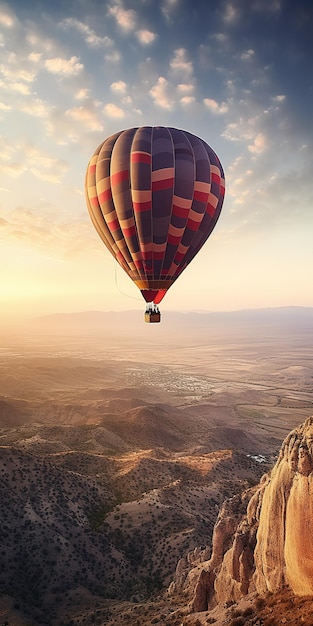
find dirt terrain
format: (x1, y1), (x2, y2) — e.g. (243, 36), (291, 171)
(0, 308), (313, 624)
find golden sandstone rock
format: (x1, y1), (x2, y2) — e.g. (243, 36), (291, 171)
(170, 416), (313, 611)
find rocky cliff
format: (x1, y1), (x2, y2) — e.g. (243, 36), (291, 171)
(169, 415), (313, 613)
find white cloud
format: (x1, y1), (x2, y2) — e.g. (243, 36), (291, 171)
(136, 29), (157, 45)
(19, 97), (50, 118)
(60, 18), (112, 48)
(75, 88), (90, 100)
(108, 5), (136, 32)
(180, 96), (195, 106)
(105, 50), (121, 63)
(0, 79), (31, 94)
(0, 101), (10, 111)
(248, 132), (267, 154)
(0, 6), (16, 28)
(273, 94), (286, 102)
(66, 106), (103, 131)
(241, 49), (255, 60)
(110, 80), (127, 94)
(0, 62), (36, 83)
(161, 0), (179, 20)
(104, 102), (125, 118)
(0, 135), (14, 161)
(223, 2), (239, 23)
(44, 56), (83, 76)
(203, 98), (228, 114)
(170, 48), (193, 76)
(28, 52), (42, 63)
(149, 76), (175, 110)
(0, 141), (68, 183)
(26, 31), (58, 54)
(177, 83), (194, 93)
(26, 148), (68, 183)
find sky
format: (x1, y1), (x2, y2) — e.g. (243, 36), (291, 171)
(1, 0), (313, 323)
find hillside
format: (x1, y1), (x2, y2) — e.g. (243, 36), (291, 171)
(0, 441), (263, 625)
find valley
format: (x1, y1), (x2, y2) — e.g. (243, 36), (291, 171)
(0, 308), (313, 624)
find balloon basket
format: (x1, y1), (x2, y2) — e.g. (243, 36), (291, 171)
(145, 304), (161, 323)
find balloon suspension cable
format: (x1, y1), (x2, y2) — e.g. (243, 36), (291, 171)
(114, 260), (142, 301)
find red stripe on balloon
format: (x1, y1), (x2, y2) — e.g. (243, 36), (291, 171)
(111, 170), (129, 185)
(99, 188), (112, 203)
(131, 152), (151, 164)
(133, 201), (151, 212)
(152, 177), (174, 191)
(211, 172), (220, 184)
(168, 234), (181, 245)
(172, 204), (189, 219)
(206, 203), (216, 217)
(174, 251), (185, 263)
(194, 190), (208, 203)
(90, 196), (100, 208)
(108, 218), (120, 232)
(123, 225), (136, 237)
(187, 218), (199, 231)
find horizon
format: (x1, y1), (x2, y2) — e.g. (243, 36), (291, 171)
(2, 303), (313, 337)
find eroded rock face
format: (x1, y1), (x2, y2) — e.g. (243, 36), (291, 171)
(169, 416), (313, 611)
(254, 417), (313, 597)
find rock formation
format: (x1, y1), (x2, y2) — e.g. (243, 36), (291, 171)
(169, 416), (313, 612)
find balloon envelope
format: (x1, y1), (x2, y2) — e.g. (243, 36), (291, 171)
(85, 126), (225, 304)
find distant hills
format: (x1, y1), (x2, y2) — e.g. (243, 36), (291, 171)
(23, 306), (313, 339)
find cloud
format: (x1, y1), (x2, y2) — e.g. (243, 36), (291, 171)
(222, 2), (239, 24)
(105, 50), (121, 63)
(161, 0), (179, 21)
(110, 80), (127, 94)
(273, 94), (286, 103)
(149, 76), (175, 110)
(0, 101), (10, 111)
(0, 59), (36, 83)
(203, 98), (228, 114)
(60, 18), (113, 48)
(177, 83), (194, 93)
(19, 97), (50, 118)
(108, 5), (137, 32)
(0, 5), (16, 28)
(44, 55), (83, 76)
(103, 102), (125, 118)
(170, 48), (193, 76)
(28, 52), (42, 63)
(26, 30), (58, 54)
(0, 141), (68, 183)
(136, 29), (157, 45)
(180, 96), (195, 106)
(241, 49), (255, 60)
(66, 106), (104, 131)
(75, 88), (90, 100)
(248, 132), (267, 154)
(0, 203), (94, 258)
(0, 79), (31, 94)
(221, 0), (281, 27)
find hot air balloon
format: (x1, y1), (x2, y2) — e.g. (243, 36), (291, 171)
(85, 126), (225, 323)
